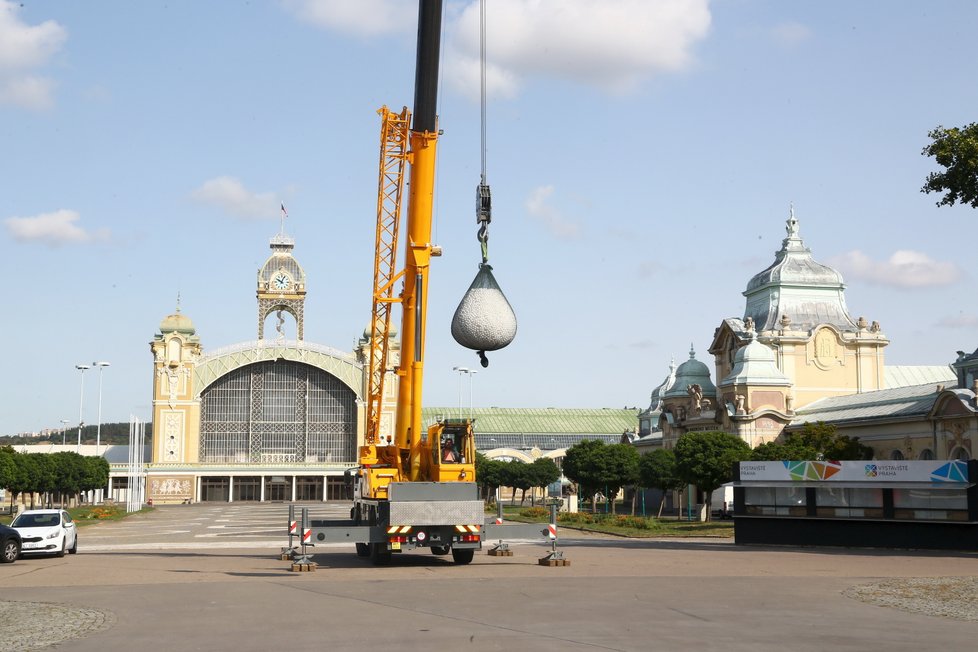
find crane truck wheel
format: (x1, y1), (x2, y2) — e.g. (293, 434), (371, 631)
(430, 545), (450, 556)
(451, 548), (474, 565)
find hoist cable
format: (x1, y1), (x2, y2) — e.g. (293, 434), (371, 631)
(476, 0), (491, 264)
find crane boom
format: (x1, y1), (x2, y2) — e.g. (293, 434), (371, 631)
(395, 0), (443, 480)
(365, 106), (411, 449)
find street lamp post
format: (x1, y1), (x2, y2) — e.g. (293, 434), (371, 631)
(452, 366), (477, 419)
(75, 364), (91, 453)
(466, 369), (477, 418)
(93, 361), (111, 456)
(452, 366), (469, 419)
(60, 419), (69, 446)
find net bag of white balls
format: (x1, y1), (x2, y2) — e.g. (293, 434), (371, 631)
(451, 263), (517, 367)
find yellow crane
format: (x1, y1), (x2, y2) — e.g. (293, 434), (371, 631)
(302, 0), (539, 566)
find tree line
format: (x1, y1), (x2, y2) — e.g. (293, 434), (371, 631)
(511, 422), (871, 521)
(0, 446), (110, 510)
(2, 421), (153, 447)
(474, 455), (561, 505)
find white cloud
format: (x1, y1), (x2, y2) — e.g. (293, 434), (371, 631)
(0, 1), (66, 110)
(191, 176), (280, 220)
(829, 250), (962, 289)
(4, 209), (107, 246)
(446, 0), (712, 97)
(936, 314), (978, 329)
(0, 75), (56, 110)
(284, 0), (711, 97)
(771, 21), (812, 47)
(282, 0), (415, 37)
(525, 185), (580, 239)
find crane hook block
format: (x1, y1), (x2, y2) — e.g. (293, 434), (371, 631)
(476, 183), (492, 224)
(451, 263), (517, 353)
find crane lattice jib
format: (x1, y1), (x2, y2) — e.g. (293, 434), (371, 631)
(366, 106), (411, 445)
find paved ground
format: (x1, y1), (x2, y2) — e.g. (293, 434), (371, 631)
(2, 503), (978, 651)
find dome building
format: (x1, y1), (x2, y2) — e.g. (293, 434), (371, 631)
(658, 346), (719, 447)
(641, 207), (971, 461)
(709, 209), (889, 416)
(716, 333), (793, 447)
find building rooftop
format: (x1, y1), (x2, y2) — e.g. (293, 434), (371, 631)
(422, 407), (638, 452)
(789, 383), (953, 426)
(884, 365), (956, 389)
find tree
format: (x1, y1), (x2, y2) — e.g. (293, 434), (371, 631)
(752, 422), (872, 462)
(506, 461), (534, 505)
(921, 122), (978, 209)
(603, 444), (640, 515)
(751, 439), (818, 462)
(52, 452), (86, 506)
(475, 453), (505, 502)
(639, 449), (682, 518)
(527, 457), (561, 505)
(822, 434), (873, 461)
(83, 456), (110, 497)
(674, 431), (751, 520)
(562, 439), (612, 511)
(0, 447), (23, 511)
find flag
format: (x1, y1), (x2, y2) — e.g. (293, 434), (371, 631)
(280, 203), (288, 218)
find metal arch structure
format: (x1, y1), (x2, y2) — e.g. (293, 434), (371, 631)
(194, 340), (363, 399)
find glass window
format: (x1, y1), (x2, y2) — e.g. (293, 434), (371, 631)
(893, 488), (968, 521)
(815, 487), (883, 518)
(200, 360), (357, 464)
(743, 486), (807, 516)
(893, 489), (967, 510)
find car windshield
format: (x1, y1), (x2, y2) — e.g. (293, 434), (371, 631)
(12, 513), (61, 527)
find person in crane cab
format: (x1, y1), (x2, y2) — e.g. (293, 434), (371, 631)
(442, 438), (460, 463)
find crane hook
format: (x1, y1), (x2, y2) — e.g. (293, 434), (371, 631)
(477, 223), (489, 264)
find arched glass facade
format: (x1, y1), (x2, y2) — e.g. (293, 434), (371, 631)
(200, 361), (356, 464)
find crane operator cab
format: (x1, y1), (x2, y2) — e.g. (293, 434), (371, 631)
(427, 418), (475, 481)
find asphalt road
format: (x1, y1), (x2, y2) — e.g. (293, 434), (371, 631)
(2, 503), (977, 651)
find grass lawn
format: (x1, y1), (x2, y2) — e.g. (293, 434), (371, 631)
(492, 504), (734, 538)
(1, 504), (151, 527)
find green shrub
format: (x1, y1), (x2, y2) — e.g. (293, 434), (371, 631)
(557, 511), (595, 525)
(519, 506), (549, 519)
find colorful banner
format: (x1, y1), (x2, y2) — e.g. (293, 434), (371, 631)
(739, 460), (969, 483)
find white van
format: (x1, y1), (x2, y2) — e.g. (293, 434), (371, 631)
(710, 483), (734, 519)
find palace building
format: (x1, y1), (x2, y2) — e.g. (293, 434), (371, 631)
(648, 209), (971, 461)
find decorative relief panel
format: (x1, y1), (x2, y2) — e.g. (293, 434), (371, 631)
(149, 477), (193, 502)
(810, 328), (843, 370)
(163, 411), (184, 462)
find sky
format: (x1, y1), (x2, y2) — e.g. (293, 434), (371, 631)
(2, 0), (977, 436)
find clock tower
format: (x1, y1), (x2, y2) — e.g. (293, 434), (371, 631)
(257, 232), (307, 340)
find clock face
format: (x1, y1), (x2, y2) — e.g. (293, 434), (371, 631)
(273, 272), (292, 290)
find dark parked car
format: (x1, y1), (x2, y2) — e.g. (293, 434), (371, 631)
(1, 523), (22, 563)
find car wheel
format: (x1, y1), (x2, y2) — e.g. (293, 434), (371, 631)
(69, 536), (78, 554)
(56, 537), (66, 558)
(1, 539), (19, 563)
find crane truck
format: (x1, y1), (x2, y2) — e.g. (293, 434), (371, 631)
(298, 0), (552, 565)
